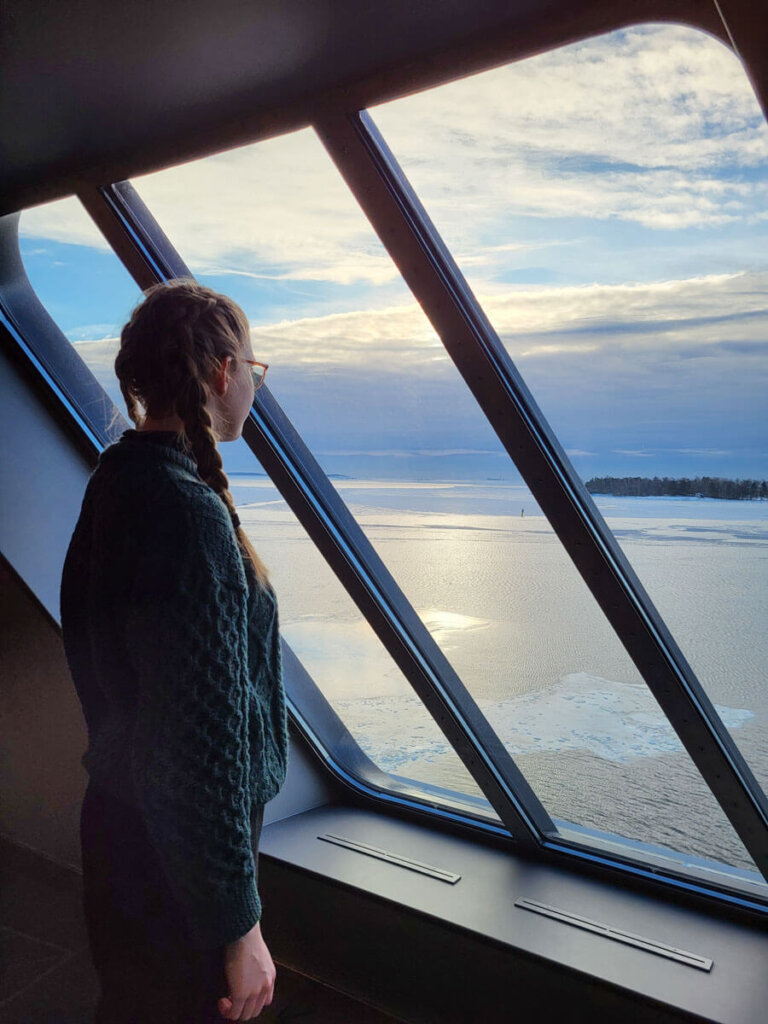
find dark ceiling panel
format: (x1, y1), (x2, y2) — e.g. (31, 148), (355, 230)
(0, 0), (730, 213)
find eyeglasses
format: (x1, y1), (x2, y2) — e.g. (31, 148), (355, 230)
(241, 359), (268, 392)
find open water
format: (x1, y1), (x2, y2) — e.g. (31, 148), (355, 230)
(230, 477), (768, 880)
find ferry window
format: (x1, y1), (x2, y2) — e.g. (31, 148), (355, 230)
(127, 124), (763, 890)
(371, 27), (768, 817)
(228, 460), (492, 817)
(19, 195), (143, 407)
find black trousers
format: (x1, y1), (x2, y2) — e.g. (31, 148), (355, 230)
(80, 780), (264, 1024)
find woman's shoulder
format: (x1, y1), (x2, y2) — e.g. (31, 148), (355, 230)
(88, 434), (241, 560)
(93, 432), (226, 515)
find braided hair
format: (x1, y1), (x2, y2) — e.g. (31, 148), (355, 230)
(115, 279), (269, 587)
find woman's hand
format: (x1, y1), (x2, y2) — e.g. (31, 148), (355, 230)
(218, 921), (276, 1021)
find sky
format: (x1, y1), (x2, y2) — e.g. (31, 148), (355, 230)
(18, 23), (768, 482)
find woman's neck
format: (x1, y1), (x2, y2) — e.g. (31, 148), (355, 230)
(138, 413), (185, 432)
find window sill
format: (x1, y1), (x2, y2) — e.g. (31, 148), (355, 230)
(260, 803), (768, 1023)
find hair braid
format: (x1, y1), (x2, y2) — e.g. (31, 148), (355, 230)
(174, 358), (269, 584)
(114, 279), (269, 587)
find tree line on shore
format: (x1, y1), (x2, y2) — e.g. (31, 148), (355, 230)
(584, 476), (768, 500)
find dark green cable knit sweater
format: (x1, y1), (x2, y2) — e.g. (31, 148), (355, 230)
(60, 430), (289, 950)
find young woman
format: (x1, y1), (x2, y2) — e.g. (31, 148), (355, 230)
(60, 279), (289, 1023)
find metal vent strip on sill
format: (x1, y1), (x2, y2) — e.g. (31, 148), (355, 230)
(318, 834), (461, 884)
(515, 898), (712, 971)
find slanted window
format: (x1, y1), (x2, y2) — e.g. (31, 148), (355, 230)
(9, 21), (768, 908)
(371, 23), (768, 884)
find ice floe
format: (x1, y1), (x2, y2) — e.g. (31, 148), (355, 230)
(335, 671), (754, 773)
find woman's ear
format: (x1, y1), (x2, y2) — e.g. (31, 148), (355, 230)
(211, 356), (232, 397)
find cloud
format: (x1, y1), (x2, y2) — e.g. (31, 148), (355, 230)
(373, 24), (768, 243)
(243, 269), (768, 373)
(18, 131), (400, 291)
(65, 324), (122, 342)
(249, 301), (444, 372)
(105, 291), (768, 459)
(320, 449), (501, 457)
(69, 263), (768, 479)
(20, 195), (109, 249)
(122, 129), (401, 290)
(667, 448), (733, 457)
(73, 268), (768, 383)
(518, 342), (599, 357)
(486, 271), (768, 358)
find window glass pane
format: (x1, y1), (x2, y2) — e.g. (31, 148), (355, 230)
(131, 125), (763, 891)
(19, 196), (142, 408)
(229, 472), (492, 816)
(371, 24), (768, 875)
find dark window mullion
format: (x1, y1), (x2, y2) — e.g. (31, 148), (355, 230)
(314, 108), (768, 880)
(242, 398), (552, 841)
(79, 184), (187, 287)
(76, 182), (554, 847)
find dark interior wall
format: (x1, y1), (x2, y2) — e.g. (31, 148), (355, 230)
(0, 560), (88, 868)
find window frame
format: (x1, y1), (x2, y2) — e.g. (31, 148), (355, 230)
(5, 18), (768, 912)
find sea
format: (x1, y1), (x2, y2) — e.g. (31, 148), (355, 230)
(229, 476), (768, 881)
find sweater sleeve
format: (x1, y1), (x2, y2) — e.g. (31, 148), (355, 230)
(126, 502), (259, 950)
(60, 491), (105, 737)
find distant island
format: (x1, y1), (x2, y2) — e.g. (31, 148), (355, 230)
(585, 476), (768, 500)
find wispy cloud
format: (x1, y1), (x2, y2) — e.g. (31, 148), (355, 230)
(488, 272), (768, 357)
(71, 265), (768, 477)
(518, 342), (599, 357)
(320, 448), (502, 458)
(374, 24), (768, 243)
(20, 195), (109, 249)
(246, 269), (768, 369)
(73, 269), (768, 377)
(667, 448), (733, 457)
(65, 324), (122, 342)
